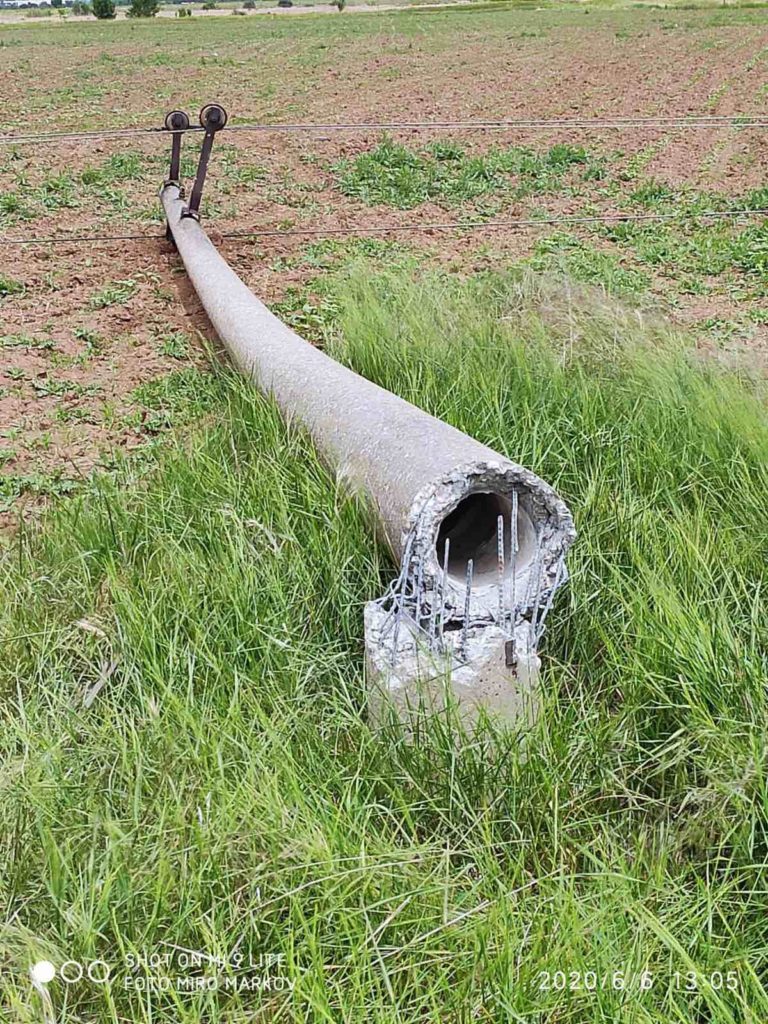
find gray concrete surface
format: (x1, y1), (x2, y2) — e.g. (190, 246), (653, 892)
(162, 183), (575, 731)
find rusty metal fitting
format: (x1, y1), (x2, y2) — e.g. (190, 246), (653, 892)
(181, 103), (228, 221)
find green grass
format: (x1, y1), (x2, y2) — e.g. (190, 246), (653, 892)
(80, 152), (149, 187)
(1, 263), (767, 1020)
(600, 185), (768, 294)
(74, 326), (105, 358)
(328, 135), (768, 310)
(0, 191), (31, 221)
(89, 279), (137, 309)
(155, 329), (191, 360)
(0, 333), (55, 351)
(335, 138), (599, 210)
(0, 469), (78, 509)
(527, 232), (652, 296)
(33, 172), (81, 212)
(0, 151), (152, 226)
(0, 274), (24, 298)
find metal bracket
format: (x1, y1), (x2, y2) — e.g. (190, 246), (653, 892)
(163, 109), (190, 242)
(181, 103), (228, 222)
(164, 108), (190, 187)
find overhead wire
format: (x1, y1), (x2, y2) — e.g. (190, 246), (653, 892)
(1, 113), (765, 247)
(220, 115), (768, 134)
(0, 230), (162, 246)
(1, 207), (766, 248)
(217, 208), (768, 241)
(2, 113), (768, 146)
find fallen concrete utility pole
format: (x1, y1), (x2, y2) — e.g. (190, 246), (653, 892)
(160, 109), (576, 729)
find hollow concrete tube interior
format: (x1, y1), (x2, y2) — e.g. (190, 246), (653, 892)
(161, 183), (576, 723)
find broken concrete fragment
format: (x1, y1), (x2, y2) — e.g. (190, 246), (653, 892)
(365, 600), (540, 730)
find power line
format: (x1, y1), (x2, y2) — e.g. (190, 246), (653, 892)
(0, 230), (164, 246)
(222, 115), (768, 135)
(0, 125), (175, 146)
(217, 208), (768, 240)
(1, 207), (766, 248)
(2, 114), (768, 146)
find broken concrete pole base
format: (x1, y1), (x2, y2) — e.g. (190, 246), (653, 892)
(364, 601), (541, 732)
(362, 463), (569, 736)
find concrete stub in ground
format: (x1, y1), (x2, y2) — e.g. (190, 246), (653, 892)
(362, 459), (571, 732)
(161, 181), (576, 733)
(365, 603), (541, 730)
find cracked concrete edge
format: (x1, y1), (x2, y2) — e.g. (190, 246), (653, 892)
(365, 600), (541, 732)
(404, 458), (576, 618)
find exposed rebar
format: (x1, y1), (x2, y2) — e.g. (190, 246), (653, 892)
(496, 513), (506, 626)
(461, 559), (474, 661)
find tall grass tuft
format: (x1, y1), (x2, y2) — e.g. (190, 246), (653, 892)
(0, 266), (766, 1021)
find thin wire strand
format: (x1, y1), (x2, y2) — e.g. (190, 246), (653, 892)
(221, 116), (768, 134)
(217, 207), (768, 241)
(1, 207), (766, 248)
(2, 114), (768, 146)
(0, 126), (178, 146)
(0, 230), (165, 246)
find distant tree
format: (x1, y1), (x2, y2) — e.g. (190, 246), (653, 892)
(175, 4), (191, 13)
(126, 0), (157, 14)
(50, 0), (62, 7)
(243, 0), (255, 7)
(92, 0), (115, 16)
(72, 0), (93, 12)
